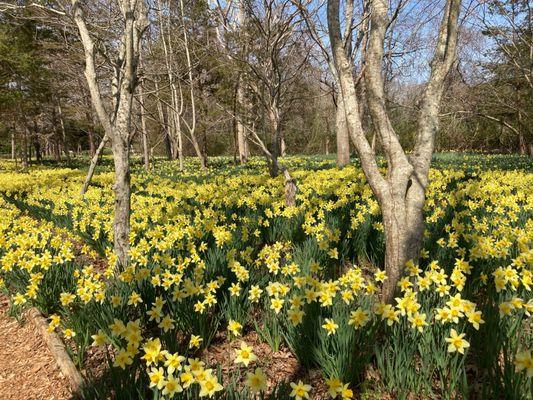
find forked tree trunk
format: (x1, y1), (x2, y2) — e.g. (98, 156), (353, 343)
(335, 100), (350, 167)
(328, 0), (461, 303)
(179, 0), (206, 170)
(246, 117), (297, 206)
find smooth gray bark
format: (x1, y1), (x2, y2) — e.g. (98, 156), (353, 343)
(335, 100), (350, 167)
(328, 0), (462, 302)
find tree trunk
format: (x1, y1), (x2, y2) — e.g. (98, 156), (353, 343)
(54, 139), (61, 162)
(34, 140), (42, 163)
(193, 139), (207, 169)
(138, 82), (150, 169)
(518, 130), (527, 155)
(164, 132), (173, 160)
(22, 126), (30, 169)
(235, 79), (249, 164)
(57, 102), (70, 160)
(80, 135), (108, 195)
(111, 135), (131, 268)
(267, 105), (282, 177)
(176, 113), (184, 170)
(335, 100), (350, 167)
(72, 0), (148, 271)
(380, 189), (425, 302)
(280, 135), (287, 157)
(155, 80), (172, 161)
(11, 133), (15, 160)
(84, 107), (96, 157)
(283, 168), (297, 206)
(88, 128), (96, 157)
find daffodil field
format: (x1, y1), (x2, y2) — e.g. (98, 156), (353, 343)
(0, 154), (531, 399)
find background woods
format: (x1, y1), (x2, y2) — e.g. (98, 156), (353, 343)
(1, 0), (530, 166)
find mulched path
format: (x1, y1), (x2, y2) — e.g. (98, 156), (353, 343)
(0, 296), (72, 400)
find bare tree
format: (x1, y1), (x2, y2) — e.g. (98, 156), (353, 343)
(239, 0), (310, 176)
(211, 0), (251, 164)
(294, 0), (365, 168)
(328, 0), (462, 301)
(72, 0), (149, 268)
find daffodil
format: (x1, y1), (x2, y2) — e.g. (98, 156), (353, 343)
(322, 318), (339, 335)
(326, 377), (342, 398)
(91, 331), (107, 347)
(164, 352), (186, 374)
(290, 380), (312, 400)
(227, 320), (243, 337)
(198, 372), (223, 397)
(162, 374), (183, 397)
(348, 308), (370, 329)
(114, 348), (134, 369)
(189, 334), (203, 349)
(445, 329), (470, 354)
(246, 368), (268, 393)
(148, 367), (166, 390)
(514, 349), (532, 377)
(234, 341), (257, 366)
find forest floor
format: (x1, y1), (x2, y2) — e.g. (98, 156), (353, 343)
(0, 296), (71, 400)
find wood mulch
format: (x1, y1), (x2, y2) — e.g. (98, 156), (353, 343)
(203, 329), (330, 399)
(0, 296), (72, 400)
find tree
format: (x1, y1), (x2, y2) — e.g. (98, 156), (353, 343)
(71, 0), (149, 268)
(210, 0), (250, 164)
(237, 0), (310, 177)
(327, 0), (462, 301)
(294, 0), (362, 168)
(0, 16), (52, 167)
(478, 0), (532, 155)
